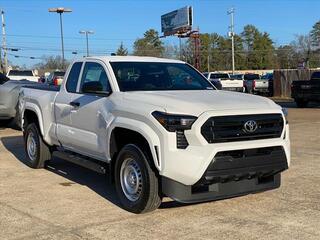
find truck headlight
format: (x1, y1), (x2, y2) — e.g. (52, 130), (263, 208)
(152, 111), (197, 132)
(282, 108), (288, 124)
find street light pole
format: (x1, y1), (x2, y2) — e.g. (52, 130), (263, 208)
(48, 7), (72, 68)
(79, 30), (94, 57)
(59, 12), (64, 65)
(228, 7), (235, 74)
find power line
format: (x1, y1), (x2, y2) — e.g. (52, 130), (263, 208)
(6, 33), (136, 41)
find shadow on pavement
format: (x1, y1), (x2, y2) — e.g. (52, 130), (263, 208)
(0, 135), (184, 211)
(1, 135), (122, 209)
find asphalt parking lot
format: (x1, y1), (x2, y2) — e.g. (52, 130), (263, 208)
(0, 102), (319, 240)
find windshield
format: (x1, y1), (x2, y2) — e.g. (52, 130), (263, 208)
(261, 73), (273, 80)
(210, 73), (229, 79)
(244, 74), (260, 80)
(54, 71), (65, 77)
(110, 62), (214, 91)
(231, 74), (243, 80)
(8, 70), (34, 76)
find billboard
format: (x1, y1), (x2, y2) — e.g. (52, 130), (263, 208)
(161, 6), (193, 36)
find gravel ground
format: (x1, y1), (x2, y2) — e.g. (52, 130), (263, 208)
(0, 103), (319, 240)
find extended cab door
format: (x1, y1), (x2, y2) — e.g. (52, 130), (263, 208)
(54, 61), (83, 149)
(67, 61), (113, 160)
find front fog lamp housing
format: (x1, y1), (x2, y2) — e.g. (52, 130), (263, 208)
(152, 111), (197, 132)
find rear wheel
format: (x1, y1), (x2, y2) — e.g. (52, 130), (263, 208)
(295, 99), (308, 108)
(24, 123), (51, 168)
(115, 144), (162, 214)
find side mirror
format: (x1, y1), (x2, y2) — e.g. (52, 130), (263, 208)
(82, 81), (110, 96)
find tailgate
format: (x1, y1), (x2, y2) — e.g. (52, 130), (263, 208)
(221, 80), (243, 88)
(255, 80), (268, 88)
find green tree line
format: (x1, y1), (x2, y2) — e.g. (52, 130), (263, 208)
(116, 21), (320, 71)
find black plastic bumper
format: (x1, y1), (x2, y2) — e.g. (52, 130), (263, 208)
(162, 146), (288, 203)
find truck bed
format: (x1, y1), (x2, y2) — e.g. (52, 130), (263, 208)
(23, 84), (60, 92)
(21, 85), (60, 144)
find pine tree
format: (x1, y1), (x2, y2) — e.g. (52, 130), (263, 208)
(133, 29), (164, 57)
(116, 42), (128, 56)
(310, 20), (320, 49)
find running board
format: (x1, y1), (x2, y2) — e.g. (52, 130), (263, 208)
(52, 151), (106, 174)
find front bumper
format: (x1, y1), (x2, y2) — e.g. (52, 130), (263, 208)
(162, 173), (282, 203)
(162, 146), (288, 203)
(160, 109), (290, 186)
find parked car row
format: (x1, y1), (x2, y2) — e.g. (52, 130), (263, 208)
(38, 70), (65, 86)
(203, 72), (244, 92)
(203, 71), (273, 96)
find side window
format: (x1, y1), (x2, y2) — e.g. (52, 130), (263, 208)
(66, 62), (83, 92)
(80, 62), (111, 93)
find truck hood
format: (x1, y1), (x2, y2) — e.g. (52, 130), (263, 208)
(123, 90), (279, 116)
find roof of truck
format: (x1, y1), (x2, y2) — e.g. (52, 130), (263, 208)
(76, 56), (185, 63)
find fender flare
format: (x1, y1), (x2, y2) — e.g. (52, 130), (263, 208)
(107, 117), (162, 171)
(23, 102), (44, 136)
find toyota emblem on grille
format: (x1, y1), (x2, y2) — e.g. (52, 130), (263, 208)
(243, 120), (258, 133)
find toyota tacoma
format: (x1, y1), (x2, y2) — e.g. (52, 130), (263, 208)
(20, 56), (290, 213)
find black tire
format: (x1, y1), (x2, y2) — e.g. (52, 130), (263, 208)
(114, 144), (162, 214)
(24, 123), (51, 169)
(295, 99), (308, 108)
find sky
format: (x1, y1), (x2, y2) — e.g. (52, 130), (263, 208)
(1, 0), (320, 67)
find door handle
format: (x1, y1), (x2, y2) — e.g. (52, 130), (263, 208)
(69, 101), (80, 108)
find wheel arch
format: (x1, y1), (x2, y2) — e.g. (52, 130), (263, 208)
(108, 118), (162, 171)
(22, 103), (44, 136)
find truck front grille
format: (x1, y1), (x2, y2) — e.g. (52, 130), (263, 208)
(201, 114), (284, 143)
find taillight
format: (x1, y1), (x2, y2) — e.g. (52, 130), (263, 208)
(253, 80), (256, 89)
(53, 77), (58, 86)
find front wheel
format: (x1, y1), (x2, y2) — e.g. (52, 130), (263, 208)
(115, 144), (162, 214)
(24, 123), (52, 168)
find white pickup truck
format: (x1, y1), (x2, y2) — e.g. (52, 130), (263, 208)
(7, 69), (39, 82)
(20, 56), (290, 213)
(244, 73), (269, 95)
(204, 72), (244, 92)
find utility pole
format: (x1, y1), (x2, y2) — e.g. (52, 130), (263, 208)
(79, 30), (94, 57)
(1, 9), (7, 74)
(228, 7), (235, 74)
